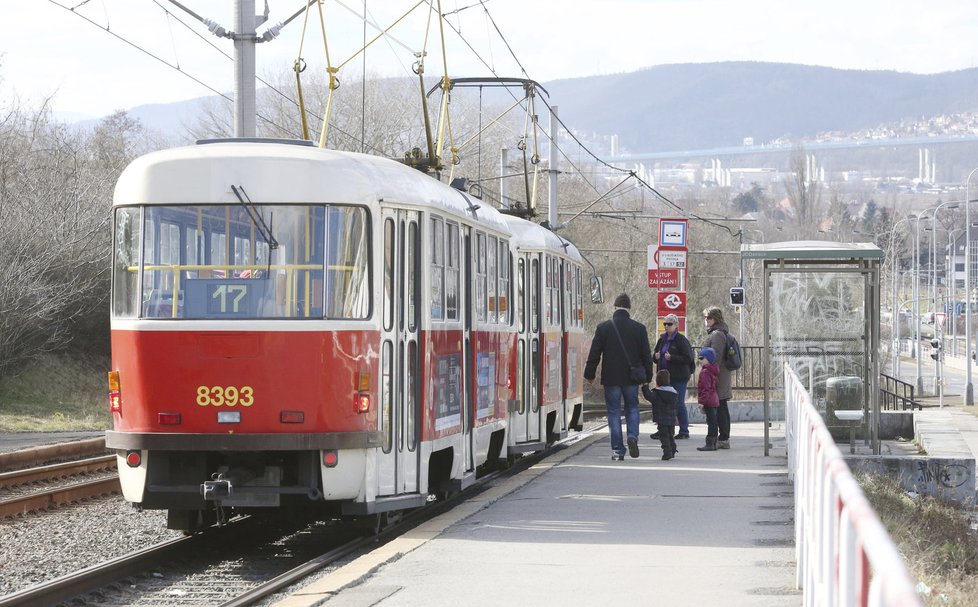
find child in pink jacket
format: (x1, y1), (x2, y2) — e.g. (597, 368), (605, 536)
(696, 347), (720, 452)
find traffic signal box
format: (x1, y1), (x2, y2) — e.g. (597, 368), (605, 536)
(729, 287), (745, 307)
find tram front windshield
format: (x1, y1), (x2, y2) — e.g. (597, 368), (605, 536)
(111, 204), (370, 320)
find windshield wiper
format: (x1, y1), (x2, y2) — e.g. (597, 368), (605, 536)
(231, 185), (279, 252)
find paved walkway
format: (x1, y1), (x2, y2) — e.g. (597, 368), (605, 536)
(274, 421), (801, 607)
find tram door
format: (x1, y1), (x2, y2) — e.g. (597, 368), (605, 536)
(378, 209), (421, 496)
(523, 252), (543, 443)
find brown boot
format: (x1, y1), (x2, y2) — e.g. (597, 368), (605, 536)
(717, 440), (730, 449)
(697, 438), (717, 451)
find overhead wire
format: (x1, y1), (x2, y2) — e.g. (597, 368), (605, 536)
(434, 0), (740, 237)
(48, 0), (301, 137)
(57, 0), (393, 153)
(56, 0), (741, 241)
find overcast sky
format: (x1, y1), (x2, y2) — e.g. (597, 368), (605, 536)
(4, 0), (978, 118)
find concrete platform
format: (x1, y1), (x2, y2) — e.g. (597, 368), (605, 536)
(272, 421), (801, 607)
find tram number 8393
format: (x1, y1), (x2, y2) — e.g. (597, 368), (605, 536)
(196, 385), (255, 407)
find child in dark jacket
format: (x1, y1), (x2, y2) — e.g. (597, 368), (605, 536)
(696, 347), (721, 452)
(648, 369), (679, 460)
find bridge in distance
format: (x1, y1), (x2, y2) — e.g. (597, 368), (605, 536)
(609, 133), (978, 163)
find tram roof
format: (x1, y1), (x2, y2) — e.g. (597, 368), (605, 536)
(501, 214), (582, 261)
(113, 139), (510, 234)
(741, 240), (884, 260)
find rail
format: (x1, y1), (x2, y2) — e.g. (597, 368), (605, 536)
(879, 373), (921, 411)
(688, 345), (765, 392)
(785, 364), (921, 606)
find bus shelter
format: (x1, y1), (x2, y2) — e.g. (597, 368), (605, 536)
(743, 241), (883, 455)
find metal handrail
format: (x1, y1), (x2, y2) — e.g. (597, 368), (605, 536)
(785, 364), (921, 606)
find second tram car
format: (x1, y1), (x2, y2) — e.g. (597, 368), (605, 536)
(106, 139), (585, 531)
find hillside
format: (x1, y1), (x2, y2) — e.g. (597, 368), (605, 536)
(107, 62), (978, 154)
(540, 62), (978, 153)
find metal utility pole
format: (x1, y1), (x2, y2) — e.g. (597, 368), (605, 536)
(967, 167), (978, 405)
(548, 106), (559, 230)
(914, 213), (925, 394)
(233, 0), (258, 138)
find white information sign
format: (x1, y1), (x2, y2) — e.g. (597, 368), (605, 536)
(657, 249), (687, 268)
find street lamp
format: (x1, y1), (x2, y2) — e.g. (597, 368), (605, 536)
(931, 202), (959, 311)
(889, 216), (916, 377)
(967, 167), (978, 406)
(947, 226), (973, 356)
(928, 202), (959, 392)
(914, 209), (935, 394)
(737, 228), (765, 345)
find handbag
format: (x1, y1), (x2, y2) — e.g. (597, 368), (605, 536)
(610, 318), (647, 384)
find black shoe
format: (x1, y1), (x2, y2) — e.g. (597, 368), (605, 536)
(627, 437), (640, 458)
(661, 452), (674, 461)
(676, 433), (689, 439)
(649, 432), (661, 440)
(611, 454), (625, 461)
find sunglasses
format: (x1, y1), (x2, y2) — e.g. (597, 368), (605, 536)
(697, 356), (704, 360)
(663, 322), (674, 326)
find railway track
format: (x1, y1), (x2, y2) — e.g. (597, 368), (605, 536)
(0, 426), (603, 607)
(0, 441), (119, 518)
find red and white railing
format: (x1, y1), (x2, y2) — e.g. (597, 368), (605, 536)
(784, 364), (922, 607)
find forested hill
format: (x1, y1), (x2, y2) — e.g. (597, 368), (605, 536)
(540, 62), (978, 153)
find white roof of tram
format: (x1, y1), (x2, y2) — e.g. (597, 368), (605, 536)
(113, 139), (511, 235)
(501, 214), (583, 262)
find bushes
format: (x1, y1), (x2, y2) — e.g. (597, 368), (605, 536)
(0, 102), (148, 377)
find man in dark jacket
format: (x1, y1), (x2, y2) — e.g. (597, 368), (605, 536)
(584, 293), (654, 460)
(651, 313), (695, 439)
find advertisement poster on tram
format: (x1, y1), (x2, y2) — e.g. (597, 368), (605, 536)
(435, 353), (462, 431)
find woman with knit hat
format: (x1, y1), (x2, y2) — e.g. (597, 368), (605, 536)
(702, 306), (734, 449)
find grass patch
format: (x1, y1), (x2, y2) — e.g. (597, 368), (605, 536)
(859, 472), (978, 606)
(0, 353), (111, 431)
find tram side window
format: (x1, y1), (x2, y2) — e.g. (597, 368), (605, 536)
(517, 259), (525, 333)
(551, 258), (561, 328)
(431, 217), (445, 321)
(544, 257), (554, 326)
(487, 235), (498, 324)
(112, 207), (141, 318)
(530, 258), (539, 333)
(383, 219), (395, 332)
(475, 231), (487, 323)
(577, 267), (584, 326)
(446, 222), (459, 321)
(498, 241), (510, 326)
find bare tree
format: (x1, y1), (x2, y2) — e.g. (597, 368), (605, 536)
(783, 145), (823, 233)
(0, 100), (149, 376)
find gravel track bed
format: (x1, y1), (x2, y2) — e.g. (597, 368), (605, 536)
(0, 497), (180, 596)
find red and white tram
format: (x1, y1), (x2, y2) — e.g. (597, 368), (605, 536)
(106, 139), (585, 531)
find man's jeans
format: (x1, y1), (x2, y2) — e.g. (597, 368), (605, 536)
(605, 384), (640, 456)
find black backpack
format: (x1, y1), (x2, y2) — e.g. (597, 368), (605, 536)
(723, 331), (743, 371)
